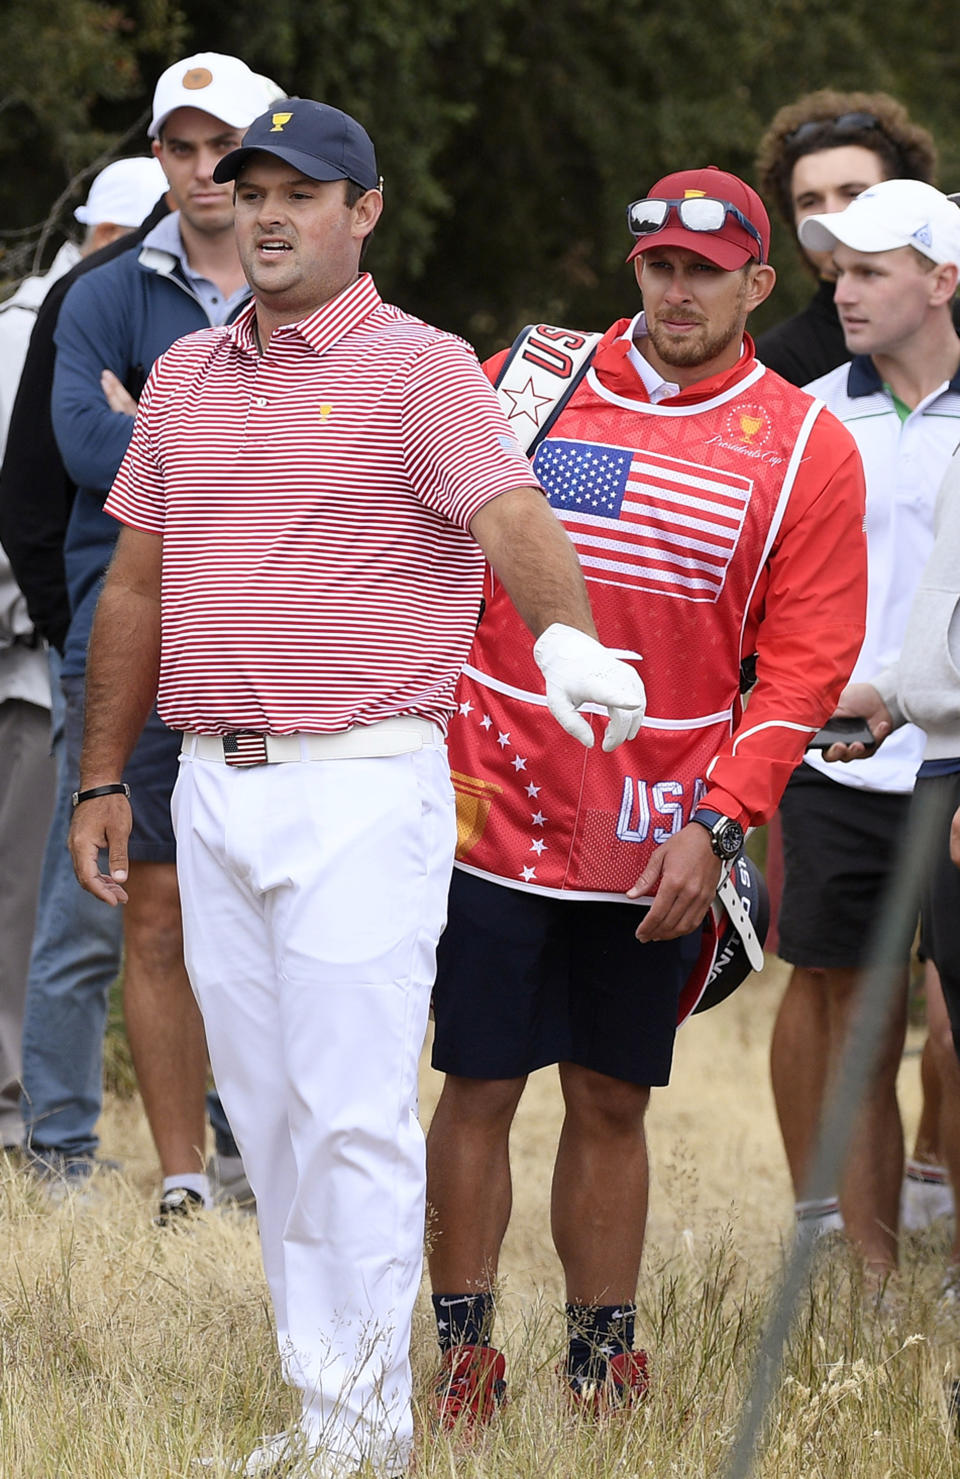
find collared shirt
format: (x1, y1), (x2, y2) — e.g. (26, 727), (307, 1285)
(142, 214), (249, 325)
(105, 274), (537, 735)
(624, 312), (680, 402)
(625, 310), (744, 404)
(803, 352), (960, 794)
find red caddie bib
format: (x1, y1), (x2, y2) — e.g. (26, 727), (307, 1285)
(450, 354), (820, 898)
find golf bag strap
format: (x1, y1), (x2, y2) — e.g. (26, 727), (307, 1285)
(494, 322), (603, 456)
(717, 863), (765, 972)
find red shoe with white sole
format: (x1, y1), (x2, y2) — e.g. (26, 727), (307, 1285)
(432, 1343), (507, 1430)
(567, 1349), (651, 1413)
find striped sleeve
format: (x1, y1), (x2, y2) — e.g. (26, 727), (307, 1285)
(400, 334), (538, 529)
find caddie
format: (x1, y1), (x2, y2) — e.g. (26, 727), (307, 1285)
(425, 166), (869, 1424)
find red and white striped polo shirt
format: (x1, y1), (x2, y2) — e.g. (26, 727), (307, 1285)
(105, 274), (536, 736)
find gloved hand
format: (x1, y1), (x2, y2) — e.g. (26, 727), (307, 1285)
(533, 622), (646, 752)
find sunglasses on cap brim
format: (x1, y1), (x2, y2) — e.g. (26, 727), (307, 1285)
(626, 197), (766, 263)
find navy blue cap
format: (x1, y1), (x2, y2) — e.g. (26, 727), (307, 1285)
(213, 97), (379, 190)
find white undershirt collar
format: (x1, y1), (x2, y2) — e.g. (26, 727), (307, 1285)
(622, 310), (745, 402)
(622, 311), (681, 403)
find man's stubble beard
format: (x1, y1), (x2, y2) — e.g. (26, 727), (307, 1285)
(646, 276), (750, 369)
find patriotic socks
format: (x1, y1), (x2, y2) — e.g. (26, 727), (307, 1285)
(566, 1302), (636, 1386)
(432, 1290), (496, 1351)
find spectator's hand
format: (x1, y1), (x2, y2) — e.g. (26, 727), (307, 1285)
(100, 369), (138, 417)
(628, 823), (722, 940)
(68, 794), (132, 905)
(533, 623), (646, 751)
(822, 682), (892, 762)
(951, 805), (960, 870)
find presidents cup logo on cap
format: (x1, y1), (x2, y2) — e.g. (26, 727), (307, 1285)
(183, 67), (213, 89)
(913, 223), (934, 249)
(213, 96), (380, 192)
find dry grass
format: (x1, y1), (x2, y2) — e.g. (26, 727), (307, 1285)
(2, 958), (959, 1477)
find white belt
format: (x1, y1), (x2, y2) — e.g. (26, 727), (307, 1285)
(181, 715), (445, 767)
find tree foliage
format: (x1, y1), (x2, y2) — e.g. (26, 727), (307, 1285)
(0, 0), (183, 275)
(3, 0), (960, 352)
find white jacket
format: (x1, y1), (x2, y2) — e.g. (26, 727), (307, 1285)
(0, 240), (79, 704)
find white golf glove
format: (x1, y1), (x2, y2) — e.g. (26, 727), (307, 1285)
(533, 623), (646, 752)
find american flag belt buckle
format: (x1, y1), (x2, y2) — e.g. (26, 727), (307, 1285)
(222, 731), (270, 767)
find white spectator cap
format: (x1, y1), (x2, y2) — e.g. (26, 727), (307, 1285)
(799, 179), (960, 267)
(73, 157), (169, 228)
(149, 52), (285, 138)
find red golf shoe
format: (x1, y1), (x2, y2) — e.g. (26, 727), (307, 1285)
(432, 1343), (507, 1431)
(567, 1349), (651, 1413)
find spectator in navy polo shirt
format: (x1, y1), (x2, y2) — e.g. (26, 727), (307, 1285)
(44, 53), (283, 1221)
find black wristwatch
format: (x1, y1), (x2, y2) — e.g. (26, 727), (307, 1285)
(690, 807), (744, 862)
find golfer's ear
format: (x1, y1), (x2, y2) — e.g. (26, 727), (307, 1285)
(353, 188), (383, 239)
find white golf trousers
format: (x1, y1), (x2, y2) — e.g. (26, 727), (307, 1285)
(171, 744), (456, 1472)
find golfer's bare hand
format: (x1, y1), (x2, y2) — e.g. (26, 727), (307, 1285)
(100, 368), (137, 417)
(628, 823), (721, 941)
(68, 795), (132, 905)
(951, 806), (960, 870)
(822, 682), (892, 762)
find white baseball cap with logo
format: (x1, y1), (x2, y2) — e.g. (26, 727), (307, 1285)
(74, 157), (169, 228)
(798, 179), (960, 268)
(149, 52), (286, 138)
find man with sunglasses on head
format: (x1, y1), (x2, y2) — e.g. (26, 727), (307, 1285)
(426, 166), (867, 1424)
(754, 93), (960, 1247)
(754, 90), (938, 387)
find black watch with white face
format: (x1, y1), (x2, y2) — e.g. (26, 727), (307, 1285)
(690, 807), (744, 862)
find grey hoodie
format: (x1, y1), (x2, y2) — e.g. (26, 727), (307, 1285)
(874, 446), (960, 759)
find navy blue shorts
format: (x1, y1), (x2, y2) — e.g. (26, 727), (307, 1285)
(778, 764), (913, 969)
(430, 868), (701, 1087)
(63, 675), (178, 863)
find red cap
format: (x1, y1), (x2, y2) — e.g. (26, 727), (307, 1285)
(626, 165), (770, 270)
